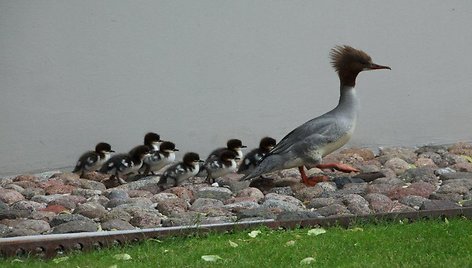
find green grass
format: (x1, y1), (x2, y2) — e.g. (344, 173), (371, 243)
(3, 217), (472, 267)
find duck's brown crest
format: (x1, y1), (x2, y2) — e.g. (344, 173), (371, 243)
(330, 45), (372, 73)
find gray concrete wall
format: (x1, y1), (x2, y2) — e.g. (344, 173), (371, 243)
(1, 1), (471, 175)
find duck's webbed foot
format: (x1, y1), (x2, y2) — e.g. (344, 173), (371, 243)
(316, 163), (360, 173)
(298, 166), (330, 186)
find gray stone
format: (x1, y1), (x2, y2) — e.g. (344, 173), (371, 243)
(50, 214), (93, 227)
(165, 187), (194, 203)
(338, 183), (368, 195)
(1, 219), (50, 233)
(162, 214), (203, 227)
(100, 208), (132, 222)
(106, 189), (130, 200)
(378, 147), (417, 164)
(0, 188), (25, 204)
(196, 187), (233, 201)
(190, 198), (229, 216)
(151, 192), (179, 203)
(436, 183), (470, 195)
(29, 211), (56, 222)
(4, 184), (25, 193)
(52, 220), (99, 234)
(261, 199), (304, 212)
(264, 193), (305, 208)
(418, 152), (446, 167)
(439, 172), (472, 181)
(414, 157), (438, 168)
(390, 201), (418, 213)
(269, 186), (294, 196)
(199, 216), (237, 225)
(385, 158), (411, 176)
(342, 194), (371, 215)
(314, 204), (351, 217)
(224, 201), (260, 212)
(79, 179), (106, 191)
(236, 187), (265, 202)
(415, 145), (448, 155)
(129, 211), (162, 228)
(114, 177), (161, 191)
(34, 171), (61, 181)
(88, 195), (110, 207)
(293, 186), (325, 201)
(191, 198), (224, 210)
(420, 200), (461, 210)
(128, 190), (153, 198)
(74, 202), (108, 219)
(47, 195), (87, 211)
(105, 198), (129, 209)
(72, 188), (102, 198)
(156, 198), (188, 216)
(101, 219), (135, 231)
(124, 197), (154, 208)
(364, 193), (394, 213)
(2, 228), (39, 237)
(429, 193), (463, 203)
(399, 167), (438, 183)
(313, 182), (337, 195)
(216, 178), (251, 193)
(387, 181), (436, 200)
(10, 200), (46, 212)
(21, 187), (45, 199)
(371, 177), (405, 185)
(236, 207), (278, 220)
(0, 224), (10, 236)
(307, 197), (340, 209)
(366, 183), (399, 195)
(434, 167), (456, 176)
(444, 153), (469, 165)
(399, 195), (429, 209)
(30, 194), (64, 204)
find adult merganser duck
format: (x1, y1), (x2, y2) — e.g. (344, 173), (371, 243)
(73, 142), (115, 177)
(238, 137), (276, 175)
(204, 149), (240, 184)
(241, 45), (390, 186)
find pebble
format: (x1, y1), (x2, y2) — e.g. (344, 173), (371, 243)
(196, 187), (233, 201)
(74, 202), (108, 219)
(342, 194), (371, 215)
(52, 220), (99, 234)
(1, 142), (471, 237)
(0, 188), (25, 204)
(384, 158), (411, 176)
(129, 211), (162, 228)
(364, 193), (394, 213)
(101, 219), (135, 231)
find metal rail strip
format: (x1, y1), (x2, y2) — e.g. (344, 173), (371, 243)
(1, 207), (471, 259)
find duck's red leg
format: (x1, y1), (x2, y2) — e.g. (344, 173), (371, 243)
(316, 163), (360, 173)
(298, 166), (329, 186)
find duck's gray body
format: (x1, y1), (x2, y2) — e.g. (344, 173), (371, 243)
(242, 86), (359, 180)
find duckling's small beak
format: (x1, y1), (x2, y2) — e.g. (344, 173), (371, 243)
(174, 148), (179, 152)
(369, 63), (391, 70)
